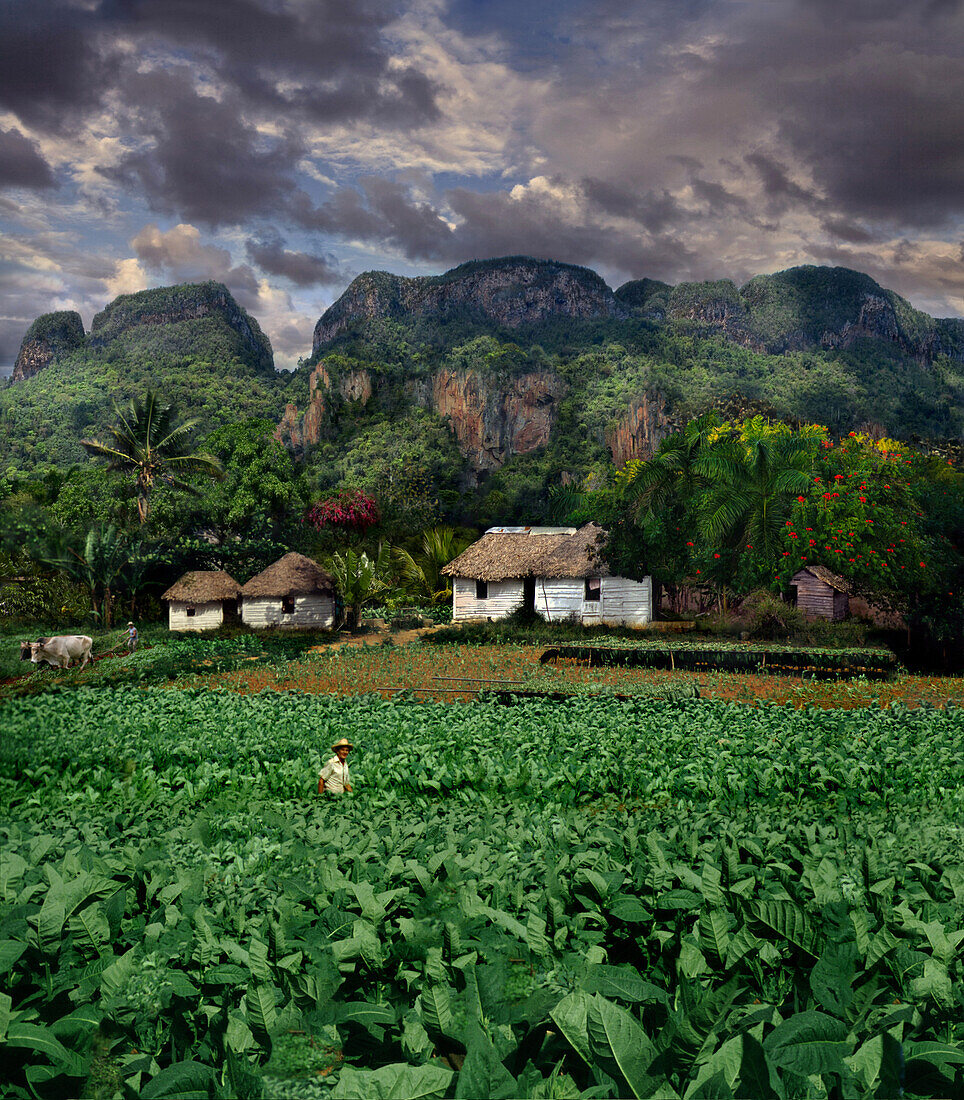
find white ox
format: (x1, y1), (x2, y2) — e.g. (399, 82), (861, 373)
(20, 635), (94, 670)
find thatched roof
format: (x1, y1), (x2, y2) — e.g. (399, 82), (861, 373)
(443, 524), (612, 581)
(540, 522), (611, 578)
(241, 552), (336, 598)
(792, 565), (850, 593)
(162, 570), (241, 603)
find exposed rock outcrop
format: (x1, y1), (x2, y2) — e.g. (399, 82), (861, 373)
(431, 369), (567, 469)
(12, 311), (85, 382)
(606, 393), (675, 467)
(313, 257), (622, 352)
(276, 360), (567, 469)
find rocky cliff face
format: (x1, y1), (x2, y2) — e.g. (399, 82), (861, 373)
(277, 360), (569, 470)
(606, 393), (675, 468)
(313, 256), (622, 352)
(12, 311), (85, 382)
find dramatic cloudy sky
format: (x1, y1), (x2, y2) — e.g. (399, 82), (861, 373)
(1, 0), (962, 371)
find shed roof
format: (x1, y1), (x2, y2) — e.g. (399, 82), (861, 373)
(442, 523), (611, 581)
(161, 570), (241, 603)
(791, 565), (850, 593)
(241, 552), (336, 598)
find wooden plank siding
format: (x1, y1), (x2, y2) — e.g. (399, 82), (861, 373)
(453, 575), (653, 626)
(241, 594), (335, 630)
(452, 578), (525, 621)
(791, 574), (849, 621)
(168, 600), (225, 632)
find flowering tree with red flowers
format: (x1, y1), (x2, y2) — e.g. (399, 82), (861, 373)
(304, 489), (380, 537)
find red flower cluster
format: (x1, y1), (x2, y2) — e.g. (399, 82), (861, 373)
(304, 489), (381, 533)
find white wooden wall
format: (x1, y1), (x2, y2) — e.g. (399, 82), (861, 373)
(452, 577), (524, 621)
(168, 600), (223, 632)
(241, 594), (335, 629)
(537, 576), (652, 626)
(451, 575), (652, 625)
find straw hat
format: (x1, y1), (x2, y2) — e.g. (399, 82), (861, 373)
(331, 738), (354, 751)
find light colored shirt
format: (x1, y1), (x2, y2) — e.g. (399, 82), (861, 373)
(320, 755), (350, 793)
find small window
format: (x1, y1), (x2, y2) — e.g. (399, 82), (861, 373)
(282, 595), (295, 614)
(475, 579), (488, 600)
(585, 577), (601, 602)
(186, 607), (196, 617)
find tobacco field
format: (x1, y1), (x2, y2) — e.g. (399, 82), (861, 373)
(3, 686), (964, 1098)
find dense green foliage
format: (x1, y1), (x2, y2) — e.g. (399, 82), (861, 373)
(2, 688), (964, 1097)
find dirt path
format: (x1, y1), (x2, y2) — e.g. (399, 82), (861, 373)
(310, 624), (443, 653)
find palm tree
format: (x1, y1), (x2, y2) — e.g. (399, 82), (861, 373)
(81, 391), (223, 524)
(391, 527), (471, 605)
(694, 418), (820, 560)
(616, 412), (719, 517)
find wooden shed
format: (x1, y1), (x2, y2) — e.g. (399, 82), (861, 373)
(442, 523), (652, 626)
(241, 552), (337, 630)
(790, 565), (850, 621)
(161, 570), (241, 631)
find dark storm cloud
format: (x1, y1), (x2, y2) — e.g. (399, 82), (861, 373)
(0, 1), (111, 131)
(245, 232), (344, 286)
(294, 178), (455, 260)
(774, 51), (964, 229)
(581, 179), (684, 232)
(744, 154), (815, 212)
(103, 69), (304, 227)
(99, 0), (440, 127)
(0, 129), (56, 190)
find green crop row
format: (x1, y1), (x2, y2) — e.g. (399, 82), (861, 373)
(540, 642), (899, 680)
(2, 690), (964, 1098)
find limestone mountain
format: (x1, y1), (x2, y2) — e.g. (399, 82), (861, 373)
(12, 311), (86, 383)
(0, 282), (282, 468)
(311, 257), (619, 353)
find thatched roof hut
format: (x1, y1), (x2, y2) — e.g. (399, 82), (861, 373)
(161, 570), (241, 603)
(241, 552), (336, 598)
(443, 524), (613, 581)
(442, 527), (576, 581)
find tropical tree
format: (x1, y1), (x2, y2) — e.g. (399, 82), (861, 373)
(37, 525), (130, 625)
(81, 391), (223, 524)
(328, 544), (389, 630)
(391, 527), (472, 605)
(693, 418), (821, 568)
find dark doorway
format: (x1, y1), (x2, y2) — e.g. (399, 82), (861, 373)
(523, 577), (536, 613)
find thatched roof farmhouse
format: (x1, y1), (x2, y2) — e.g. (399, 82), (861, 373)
(241, 552), (337, 629)
(162, 570), (241, 631)
(443, 523), (651, 626)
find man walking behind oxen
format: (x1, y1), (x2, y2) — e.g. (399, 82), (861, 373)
(318, 738), (353, 795)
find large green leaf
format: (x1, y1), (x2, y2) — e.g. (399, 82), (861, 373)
(36, 889), (66, 956)
(762, 1011), (848, 1077)
(4, 1022), (87, 1076)
(0, 940), (27, 977)
(456, 1021), (517, 1099)
(140, 1059), (215, 1099)
(331, 1063), (454, 1099)
(734, 1033), (782, 1100)
(551, 990), (593, 1066)
(587, 994), (657, 1098)
(749, 901), (817, 957)
(244, 983), (277, 1042)
(580, 965), (667, 1005)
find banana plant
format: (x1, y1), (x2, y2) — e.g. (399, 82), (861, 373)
(328, 543), (389, 630)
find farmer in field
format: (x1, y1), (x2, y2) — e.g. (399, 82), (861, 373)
(318, 738), (353, 795)
(126, 621), (138, 653)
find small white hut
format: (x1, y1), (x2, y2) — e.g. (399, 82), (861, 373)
(443, 523), (652, 626)
(241, 552), (337, 629)
(161, 570), (241, 631)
